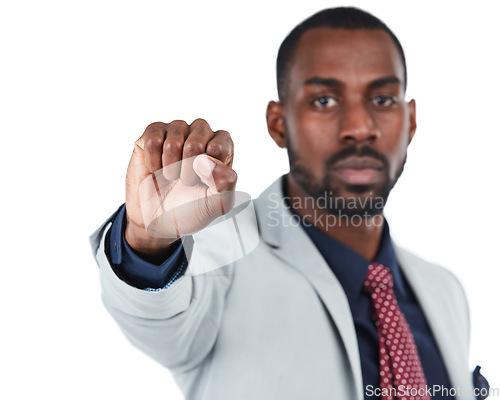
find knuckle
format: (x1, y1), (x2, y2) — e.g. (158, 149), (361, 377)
(206, 142), (225, 158)
(183, 141), (205, 156)
(163, 139), (183, 154)
(145, 136), (164, 152)
(169, 119), (188, 126)
(190, 118), (210, 130)
(217, 130), (234, 148)
(168, 120), (188, 131)
(145, 121), (165, 133)
(191, 117), (208, 125)
(217, 129), (232, 139)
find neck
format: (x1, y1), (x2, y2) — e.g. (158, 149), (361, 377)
(286, 173), (384, 261)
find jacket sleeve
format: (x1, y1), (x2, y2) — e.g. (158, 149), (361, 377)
(90, 216), (235, 374)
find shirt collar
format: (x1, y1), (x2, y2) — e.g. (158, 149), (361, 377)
(298, 216), (407, 301)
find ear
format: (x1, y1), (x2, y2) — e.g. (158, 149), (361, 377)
(408, 99), (417, 144)
(266, 101), (287, 148)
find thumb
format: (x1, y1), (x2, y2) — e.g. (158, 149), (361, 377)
(193, 154), (237, 194)
(193, 154), (237, 218)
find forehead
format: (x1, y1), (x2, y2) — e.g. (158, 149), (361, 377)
(289, 28), (405, 89)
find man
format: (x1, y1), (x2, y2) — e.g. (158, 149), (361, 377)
(91, 7), (485, 400)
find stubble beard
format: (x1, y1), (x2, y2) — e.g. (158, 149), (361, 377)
(286, 140), (407, 218)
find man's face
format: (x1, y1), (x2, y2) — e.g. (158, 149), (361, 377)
(277, 28), (416, 216)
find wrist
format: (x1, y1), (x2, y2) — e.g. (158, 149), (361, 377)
(125, 217), (177, 257)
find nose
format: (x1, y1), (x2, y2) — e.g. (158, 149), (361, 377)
(338, 102), (380, 143)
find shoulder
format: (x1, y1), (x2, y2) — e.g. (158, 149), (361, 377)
(394, 244), (470, 330)
(394, 244), (467, 296)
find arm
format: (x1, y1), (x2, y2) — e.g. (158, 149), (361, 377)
(106, 203), (187, 289)
(93, 220), (234, 373)
(92, 119), (237, 373)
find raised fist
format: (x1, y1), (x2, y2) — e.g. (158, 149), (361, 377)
(124, 119), (237, 257)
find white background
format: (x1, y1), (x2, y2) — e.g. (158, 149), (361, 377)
(1, 0), (499, 398)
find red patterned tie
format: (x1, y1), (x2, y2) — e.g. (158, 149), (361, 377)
(363, 263), (430, 400)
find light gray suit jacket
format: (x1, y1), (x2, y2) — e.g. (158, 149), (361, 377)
(92, 177), (475, 399)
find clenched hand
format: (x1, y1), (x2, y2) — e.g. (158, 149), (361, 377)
(125, 119), (237, 257)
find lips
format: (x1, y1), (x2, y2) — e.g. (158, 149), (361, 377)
(332, 156), (384, 185)
(333, 156), (384, 170)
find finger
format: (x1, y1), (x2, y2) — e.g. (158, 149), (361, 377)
(206, 130), (234, 167)
(127, 142), (171, 229)
(162, 120), (189, 180)
(181, 118), (216, 186)
(193, 154), (237, 194)
(193, 154), (237, 218)
(137, 122), (168, 173)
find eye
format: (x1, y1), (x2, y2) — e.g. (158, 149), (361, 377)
(312, 96), (338, 108)
(372, 95), (396, 107)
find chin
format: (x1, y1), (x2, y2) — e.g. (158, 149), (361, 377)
(322, 184), (388, 217)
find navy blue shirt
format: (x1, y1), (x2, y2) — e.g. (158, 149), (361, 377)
(106, 204), (186, 290)
(105, 204), (453, 399)
(299, 218), (453, 399)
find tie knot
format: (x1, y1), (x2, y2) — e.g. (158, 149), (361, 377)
(363, 263), (394, 294)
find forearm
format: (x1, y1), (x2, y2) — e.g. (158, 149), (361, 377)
(92, 211), (234, 372)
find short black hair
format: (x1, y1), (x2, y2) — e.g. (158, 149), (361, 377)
(276, 7), (407, 101)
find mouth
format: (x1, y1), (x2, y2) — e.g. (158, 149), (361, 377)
(332, 156), (384, 186)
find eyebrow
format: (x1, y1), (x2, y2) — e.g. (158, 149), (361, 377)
(368, 76), (401, 89)
(303, 75), (401, 89)
(303, 77), (343, 87)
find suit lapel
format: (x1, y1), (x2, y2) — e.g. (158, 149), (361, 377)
(255, 177), (364, 400)
(395, 246), (474, 398)
(254, 177), (474, 399)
